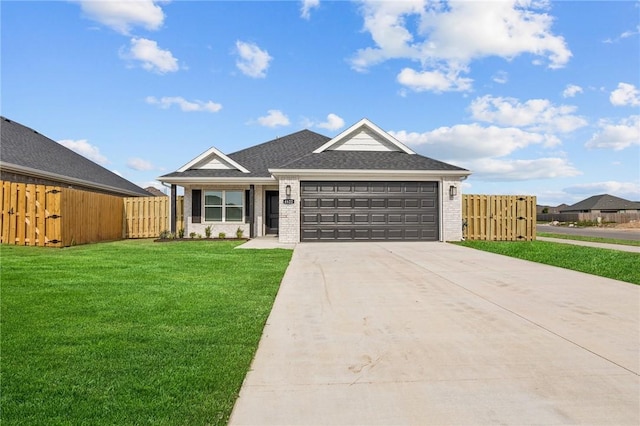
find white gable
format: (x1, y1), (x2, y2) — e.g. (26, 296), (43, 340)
(177, 146), (250, 173)
(313, 118), (415, 154)
(192, 155), (234, 170)
(329, 128), (398, 152)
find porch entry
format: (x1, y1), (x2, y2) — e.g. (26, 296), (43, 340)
(265, 191), (279, 234)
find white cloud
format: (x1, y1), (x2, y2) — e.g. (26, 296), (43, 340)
(492, 70), (508, 84)
(146, 96), (222, 113)
(390, 124), (560, 161)
(127, 158), (154, 171)
(301, 0), (320, 20)
(75, 0), (165, 35)
(586, 115), (640, 151)
(397, 67), (473, 93)
(235, 41), (272, 78)
(58, 139), (108, 165)
(610, 82), (640, 106)
(257, 110), (290, 128)
(562, 84), (583, 98)
(316, 113), (345, 131)
(469, 95), (587, 133)
(564, 181), (640, 199)
(461, 157), (581, 181)
(604, 25), (640, 43)
(122, 37), (179, 74)
(351, 0), (571, 92)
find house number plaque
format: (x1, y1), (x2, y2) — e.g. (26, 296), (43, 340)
(282, 199), (295, 204)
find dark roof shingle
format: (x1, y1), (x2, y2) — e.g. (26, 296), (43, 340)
(1, 116), (151, 196)
(160, 128), (467, 179)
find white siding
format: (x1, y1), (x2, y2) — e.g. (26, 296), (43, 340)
(331, 129), (398, 152)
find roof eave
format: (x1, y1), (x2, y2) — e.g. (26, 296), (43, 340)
(157, 176), (276, 186)
(0, 162), (149, 197)
(268, 168), (472, 179)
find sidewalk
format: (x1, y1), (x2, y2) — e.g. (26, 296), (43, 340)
(537, 236), (640, 253)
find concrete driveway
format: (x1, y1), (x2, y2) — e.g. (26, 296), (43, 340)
(229, 242), (639, 425)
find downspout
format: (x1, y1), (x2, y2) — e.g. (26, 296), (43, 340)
(170, 184), (177, 233)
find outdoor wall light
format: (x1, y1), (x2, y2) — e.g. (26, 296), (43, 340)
(449, 185), (457, 197)
(285, 184), (292, 198)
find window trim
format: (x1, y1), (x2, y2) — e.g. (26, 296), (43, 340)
(203, 190), (245, 223)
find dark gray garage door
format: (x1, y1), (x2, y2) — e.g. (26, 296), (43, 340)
(300, 181), (439, 241)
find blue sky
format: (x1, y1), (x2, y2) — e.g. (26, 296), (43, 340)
(2, 0), (639, 205)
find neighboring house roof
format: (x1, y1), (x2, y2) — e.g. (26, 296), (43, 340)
(159, 119), (469, 184)
(560, 194), (640, 212)
(1, 116), (151, 197)
(145, 186), (167, 197)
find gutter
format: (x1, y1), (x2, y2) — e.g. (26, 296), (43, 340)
(0, 162), (149, 197)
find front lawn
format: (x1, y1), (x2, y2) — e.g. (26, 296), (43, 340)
(1, 240), (293, 425)
(456, 240), (639, 285)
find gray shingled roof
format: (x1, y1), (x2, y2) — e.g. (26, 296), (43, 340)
(560, 194), (640, 212)
(278, 150), (467, 171)
(1, 116), (151, 196)
(160, 128), (467, 179)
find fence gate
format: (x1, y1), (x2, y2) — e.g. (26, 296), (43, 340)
(0, 181), (62, 246)
(123, 196), (184, 238)
(463, 195), (536, 241)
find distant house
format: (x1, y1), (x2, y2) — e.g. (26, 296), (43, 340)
(537, 203), (568, 214)
(145, 186), (167, 197)
(0, 116), (150, 197)
(560, 194), (640, 214)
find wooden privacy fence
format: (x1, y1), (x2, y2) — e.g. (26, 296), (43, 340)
(1, 180), (185, 247)
(1, 181), (123, 247)
(124, 196), (183, 238)
(463, 195), (536, 241)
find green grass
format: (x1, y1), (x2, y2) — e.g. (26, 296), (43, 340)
(456, 240), (640, 285)
(538, 232), (640, 247)
(1, 240), (293, 425)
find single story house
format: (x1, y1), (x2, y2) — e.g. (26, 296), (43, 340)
(560, 194), (640, 214)
(158, 118), (471, 243)
(1, 116), (151, 197)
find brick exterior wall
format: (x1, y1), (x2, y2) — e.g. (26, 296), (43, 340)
(441, 178), (464, 241)
(278, 177), (300, 243)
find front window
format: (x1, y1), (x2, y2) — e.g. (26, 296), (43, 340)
(204, 190), (243, 222)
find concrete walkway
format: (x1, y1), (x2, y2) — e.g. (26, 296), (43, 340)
(537, 236), (640, 253)
(229, 242), (639, 425)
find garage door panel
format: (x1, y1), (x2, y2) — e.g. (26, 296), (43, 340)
(371, 199), (386, 208)
(388, 198), (402, 208)
(320, 198), (336, 208)
(302, 198), (318, 208)
(300, 181), (439, 241)
(301, 213), (319, 224)
(337, 199), (352, 208)
(421, 198), (436, 208)
(354, 198), (369, 208)
(337, 214), (352, 223)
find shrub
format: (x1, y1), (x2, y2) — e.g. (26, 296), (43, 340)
(189, 232), (196, 239)
(218, 232), (226, 239)
(178, 228), (185, 238)
(205, 225), (212, 238)
(159, 229), (171, 239)
(236, 227), (244, 238)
